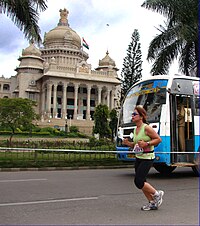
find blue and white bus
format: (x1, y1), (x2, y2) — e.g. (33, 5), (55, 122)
(116, 75), (200, 176)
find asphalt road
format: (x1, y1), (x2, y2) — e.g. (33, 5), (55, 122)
(0, 167), (199, 225)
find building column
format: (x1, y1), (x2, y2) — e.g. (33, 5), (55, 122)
(86, 85), (91, 120)
(46, 82), (52, 117)
(53, 84), (57, 118)
(98, 86), (102, 105)
(77, 87), (81, 114)
(74, 84), (79, 119)
(107, 89), (110, 110)
(111, 89), (115, 109)
(77, 87), (83, 116)
(41, 85), (45, 115)
(62, 83), (67, 119)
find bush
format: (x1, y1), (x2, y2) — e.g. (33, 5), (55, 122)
(40, 127), (55, 133)
(0, 131), (13, 135)
(69, 126), (79, 133)
(32, 127), (41, 132)
(0, 131), (50, 136)
(16, 128), (22, 132)
(89, 137), (97, 146)
(0, 123), (88, 139)
(88, 137), (113, 147)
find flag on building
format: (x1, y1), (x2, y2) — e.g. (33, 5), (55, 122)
(82, 38), (89, 50)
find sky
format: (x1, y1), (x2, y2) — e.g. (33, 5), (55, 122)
(0, 0), (179, 79)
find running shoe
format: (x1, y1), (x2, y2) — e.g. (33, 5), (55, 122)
(141, 202), (158, 211)
(153, 190), (164, 207)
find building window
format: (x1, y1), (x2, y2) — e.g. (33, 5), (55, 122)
(57, 97), (62, 104)
(67, 98), (74, 105)
(90, 111), (94, 120)
(67, 86), (74, 92)
(90, 100), (95, 107)
(83, 88), (87, 93)
(91, 88), (96, 94)
(57, 85), (62, 92)
(83, 99), (87, 106)
(3, 84), (10, 91)
(29, 93), (36, 100)
(67, 110), (74, 119)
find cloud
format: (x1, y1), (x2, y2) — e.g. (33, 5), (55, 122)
(0, 17), (23, 52)
(0, 0), (178, 78)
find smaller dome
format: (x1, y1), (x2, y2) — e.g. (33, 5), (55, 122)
(17, 41), (43, 71)
(22, 41), (41, 57)
(95, 50), (118, 72)
(99, 51), (116, 67)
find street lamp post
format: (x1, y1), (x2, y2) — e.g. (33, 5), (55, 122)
(69, 115), (72, 128)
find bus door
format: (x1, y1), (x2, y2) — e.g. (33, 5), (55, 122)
(170, 94), (194, 163)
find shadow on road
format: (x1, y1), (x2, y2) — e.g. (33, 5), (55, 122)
(149, 168), (197, 179)
(116, 167), (197, 180)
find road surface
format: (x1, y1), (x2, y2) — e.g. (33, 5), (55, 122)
(0, 167), (199, 225)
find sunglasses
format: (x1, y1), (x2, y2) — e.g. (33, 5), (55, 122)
(132, 112), (139, 116)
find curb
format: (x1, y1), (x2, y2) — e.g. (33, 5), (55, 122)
(0, 165), (133, 172)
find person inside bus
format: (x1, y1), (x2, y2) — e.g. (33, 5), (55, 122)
(177, 98), (186, 152)
(122, 105), (164, 211)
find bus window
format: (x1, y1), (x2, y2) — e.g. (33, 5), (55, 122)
(144, 89), (166, 122)
(119, 79), (167, 126)
(194, 96), (200, 116)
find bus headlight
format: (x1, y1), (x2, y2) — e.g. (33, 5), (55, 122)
(156, 156), (160, 161)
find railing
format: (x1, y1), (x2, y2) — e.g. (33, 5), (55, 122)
(0, 147), (130, 168)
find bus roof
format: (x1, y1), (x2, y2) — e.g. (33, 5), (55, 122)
(140, 74), (199, 82)
(125, 75), (199, 98)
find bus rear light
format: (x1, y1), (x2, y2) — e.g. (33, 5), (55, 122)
(152, 125), (157, 128)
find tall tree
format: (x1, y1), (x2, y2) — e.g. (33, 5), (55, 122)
(141, 0), (198, 76)
(109, 109), (118, 142)
(0, 98), (39, 145)
(121, 29), (142, 102)
(0, 0), (48, 44)
(93, 104), (111, 139)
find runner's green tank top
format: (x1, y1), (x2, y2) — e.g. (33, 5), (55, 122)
(133, 123), (155, 159)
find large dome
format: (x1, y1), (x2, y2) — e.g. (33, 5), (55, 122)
(43, 8), (81, 49)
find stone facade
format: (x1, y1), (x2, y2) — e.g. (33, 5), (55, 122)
(0, 8), (121, 135)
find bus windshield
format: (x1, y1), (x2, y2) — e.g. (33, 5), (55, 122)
(119, 79), (168, 126)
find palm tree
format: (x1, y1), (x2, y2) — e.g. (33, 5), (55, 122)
(0, 0), (48, 44)
(141, 0), (198, 76)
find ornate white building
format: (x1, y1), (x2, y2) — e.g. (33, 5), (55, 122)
(0, 8), (121, 134)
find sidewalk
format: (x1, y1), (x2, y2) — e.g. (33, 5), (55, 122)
(0, 164), (133, 172)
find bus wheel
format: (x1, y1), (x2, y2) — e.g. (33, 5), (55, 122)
(192, 166), (200, 177)
(154, 164), (176, 175)
(192, 156), (200, 177)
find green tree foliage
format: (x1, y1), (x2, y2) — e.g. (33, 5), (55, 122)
(142, 0), (198, 76)
(121, 29), (142, 102)
(0, 0), (48, 44)
(0, 98), (39, 145)
(109, 109), (118, 141)
(93, 104), (111, 139)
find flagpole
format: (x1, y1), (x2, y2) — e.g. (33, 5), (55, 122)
(81, 45), (83, 60)
(106, 24), (110, 52)
(81, 37), (89, 61)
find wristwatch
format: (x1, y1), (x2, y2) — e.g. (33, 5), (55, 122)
(147, 141), (151, 146)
